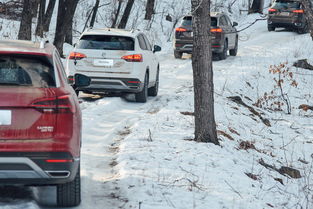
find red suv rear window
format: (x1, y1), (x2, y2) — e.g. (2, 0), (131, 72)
(0, 55), (55, 88)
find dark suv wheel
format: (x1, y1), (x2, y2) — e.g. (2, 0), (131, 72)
(218, 40), (228, 60)
(135, 73), (148, 103)
(174, 50), (183, 59)
(229, 37), (238, 56)
(148, 69), (159, 97)
(268, 25), (275, 31)
(57, 166), (81, 207)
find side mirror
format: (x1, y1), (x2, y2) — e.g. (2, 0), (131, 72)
(233, 22), (238, 27)
(74, 74), (91, 87)
(153, 45), (162, 53)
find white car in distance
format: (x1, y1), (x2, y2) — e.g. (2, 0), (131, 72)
(66, 28), (161, 103)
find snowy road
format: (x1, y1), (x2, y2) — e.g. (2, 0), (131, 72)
(1, 18), (313, 209)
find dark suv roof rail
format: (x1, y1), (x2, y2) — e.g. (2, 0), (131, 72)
(39, 40), (49, 49)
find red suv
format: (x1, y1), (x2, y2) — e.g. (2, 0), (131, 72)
(0, 40), (89, 207)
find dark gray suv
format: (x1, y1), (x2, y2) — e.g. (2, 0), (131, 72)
(268, 0), (308, 34)
(174, 12), (238, 60)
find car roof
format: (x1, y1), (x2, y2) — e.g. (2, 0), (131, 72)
(0, 40), (55, 55)
(81, 28), (140, 38)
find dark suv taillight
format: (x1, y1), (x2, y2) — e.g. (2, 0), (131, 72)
(31, 95), (76, 114)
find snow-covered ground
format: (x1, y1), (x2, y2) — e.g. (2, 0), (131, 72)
(1, 12), (313, 209)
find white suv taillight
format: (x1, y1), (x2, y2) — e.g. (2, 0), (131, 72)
(68, 52), (87, 60)
(121, 54), (143, 62)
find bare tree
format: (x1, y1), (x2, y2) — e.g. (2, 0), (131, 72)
(111, 0), (123, 28)
(18, 0), (33, 40)
(302, 0), (313, 38)
(53, 0), (78, 55)
(90, 0), (101, 28)
(118, 0), (135, 29)
(248, 0), (264, 14)
(191, 0), (219, 144)
(145, 0), (155, 20)
(42, 0), (56, 32)
(35, 0), (46, 37)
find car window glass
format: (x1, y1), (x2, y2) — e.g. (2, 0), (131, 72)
(143, 35), (152, 51)
(77, 35), (134, 51)
(0, 55), (55, 88)
(219, 16), (228, 26)
(272, 1), (300, 9)
(181, 16), (217, 27)
(225, 16), (233, 27)
(138, 35), (147, 50)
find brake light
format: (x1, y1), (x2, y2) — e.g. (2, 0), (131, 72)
(45, 159), (74, 163)
(293, 9), (304, 13)
(176, 27), (187, 32)
(68, 52), (86, 60)
(211, 28), (223, 33)
(121, 54), (143, 62)
(268, 8), (277, 12)
(31, 95), (75, 113)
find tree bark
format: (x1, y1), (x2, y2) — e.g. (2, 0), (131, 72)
(53, 0), (78, 56)
(118, 0), (135, 29)
(65, 21), (73, 45)
(301, 0), (313, 39)
(248, 0), (264, 14)
(35, 0), (46, 37)
(191, 0), (219, 144)
(42, 0), (56, 32)
(90, 0), (100, 28)
(18, 0), (33, 40)
(111, 0), (123, 28)
(144, 0), (155, 20)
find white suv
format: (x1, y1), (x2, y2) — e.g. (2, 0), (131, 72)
(66, 28), (161, 103)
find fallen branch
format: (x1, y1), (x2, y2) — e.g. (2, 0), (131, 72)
(228, 96), (271, 127)
(293, 59), (313, 71)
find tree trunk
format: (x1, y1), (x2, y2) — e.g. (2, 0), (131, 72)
(35, 0), (46, 37)
(18, 0), (33, 40)
(191, 0), (219, 145)
(301, 0), (313, 39)
(118, 0), (135, 29)
(65, 22), (73, 45)
(144, 0), (155, 20)
(248, 0), (264, 14)
(111, 0), (123, 28)
(90, 0), (100, 28)
(30, 0), (40, 18)
(53, 0), (78, 56)
(42, 0), (56, 32)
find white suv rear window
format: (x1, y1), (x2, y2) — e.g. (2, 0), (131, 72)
(77, 35), (135, 51)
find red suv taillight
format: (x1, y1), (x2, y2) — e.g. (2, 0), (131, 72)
(31, 95), (76, 114)
(268, 8), (277, 13)
(68, 52), (86, 60)
(121, 54), (143, 62)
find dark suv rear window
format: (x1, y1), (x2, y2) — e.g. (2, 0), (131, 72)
(0, 55), (55, 88)
(77, 35), (134, 51)
(272, 1), (300, 9)
(181, 16), (218, 27)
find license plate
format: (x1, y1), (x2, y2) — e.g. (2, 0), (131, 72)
(93, 59), (114, 67)
(280, 12), (290, 16)
(0, 110), (11, 125)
